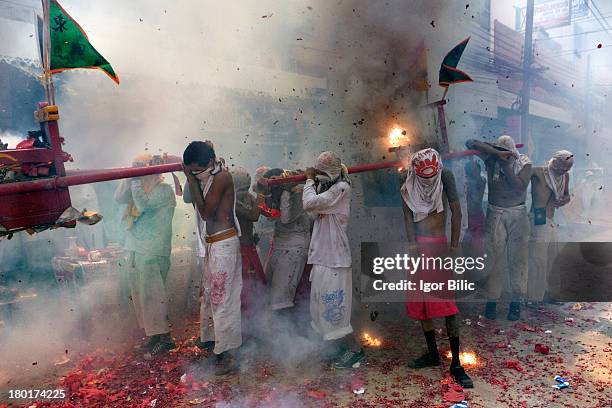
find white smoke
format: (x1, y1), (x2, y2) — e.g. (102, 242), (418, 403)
(0, 131), (25, 149)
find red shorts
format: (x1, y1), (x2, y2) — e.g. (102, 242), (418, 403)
(405, 235), (459, 320)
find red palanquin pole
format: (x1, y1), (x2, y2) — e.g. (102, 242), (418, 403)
(266, 144), (524, 186)
(0, 144), (524, 194)
(0, 163), (182, 195)
(267, 160), (403, 186)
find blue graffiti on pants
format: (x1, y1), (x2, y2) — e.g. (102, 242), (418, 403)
(321, 289), (345, 325)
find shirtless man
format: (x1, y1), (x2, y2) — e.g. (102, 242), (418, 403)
(527, 150), (574, 302)
(401, 148), (472, 388)
(466, 135), (532, 321)
(183, 141), (242, 375)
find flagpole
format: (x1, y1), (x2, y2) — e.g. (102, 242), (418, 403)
(41, 0), (56, 105)
(441, 86), (449, 102)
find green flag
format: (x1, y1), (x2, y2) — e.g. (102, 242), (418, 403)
(439, 37), (472, 88)
(48, 0), (119, 84)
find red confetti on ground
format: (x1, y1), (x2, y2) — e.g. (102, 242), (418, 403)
(443, 387), (465, 402)
(306, 389), (328, 399)
(496, 343), (508, 349)
(505, 360), (523, 372)
(516, 323), (537, 332)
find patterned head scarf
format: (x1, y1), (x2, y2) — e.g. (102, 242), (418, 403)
(544, 150), (574, 200)
(315, 151), (349, 193)
(400, 148), (444, 222)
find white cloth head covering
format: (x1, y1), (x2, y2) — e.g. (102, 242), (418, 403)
(231, 166), (252, 208)
(544, 150), (574, 200)
(314, 151), (349, 193)
(400, 148), (444, 222)
(231, 167), (251, 192)
(492, 135), (531, 181)
(315, 151), (349, 182)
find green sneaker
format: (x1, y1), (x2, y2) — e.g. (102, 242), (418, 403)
(332, 349), (365, 369)
(322, 344), (347, 361)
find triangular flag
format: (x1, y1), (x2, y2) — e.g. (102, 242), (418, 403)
(48, 0), (119, 84)
(439, 37), (472, 88)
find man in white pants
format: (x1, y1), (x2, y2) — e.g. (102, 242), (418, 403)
(183, 176), (212, 351)
(183, 141), (242, 375)
(303, 151), (365, 369)
(528, 150), (574, 302)
(262, 168), (312, 313)
(114, 154), (176, 360)
(466, 136), (532, 321)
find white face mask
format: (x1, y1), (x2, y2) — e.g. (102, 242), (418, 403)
(417, 175), (437, 186)
(193, 167), (213, 183)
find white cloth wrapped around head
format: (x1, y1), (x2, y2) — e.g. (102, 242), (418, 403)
(400, 148), (444, 222)
(232, 166), (252, 208)
(544, 150), (574, 200)
(495, 135), (519, 157)
(548, 150), (574, 174)
(232, 166), (251, 193)
(315, 151), (349, 183)
(492, 134), (531, 180)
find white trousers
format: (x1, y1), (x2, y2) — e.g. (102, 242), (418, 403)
(484, 204), (530, 300)
(267, 246), (308, 310)
(527, 219), (561, 301)
(199, 236), (243, 354)
(309, 265), (353, 341)
(127, 252), (171, 336)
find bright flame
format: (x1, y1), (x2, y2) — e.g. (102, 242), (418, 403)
(446, 351), (478, 366)
(388, 127), (409, 147)
(362, 332), (382, 347)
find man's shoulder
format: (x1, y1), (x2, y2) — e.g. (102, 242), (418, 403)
(334, 180), (351, 193)
(441, 168), (456, 186)
(441, 167), (455, 178)
(214, 170), (233, 185)
(441, 169), (459, 202)
(155, 183), (176, 205)
(531, 166), (545, 178)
